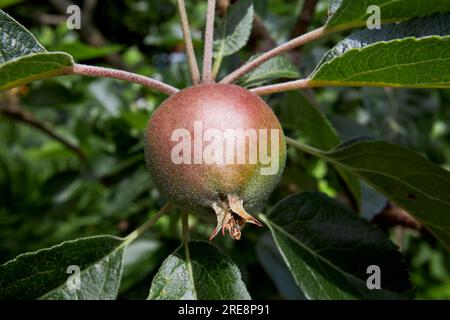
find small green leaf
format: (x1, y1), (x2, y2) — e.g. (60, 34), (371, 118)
(262, 192), (413, 299)
(148, 241), (250, 300)
(327, 0), (450, 31)
(312, 14), (450, 88)
(239, 55), (299, 88)
(214, 0), (254, 58)
(291, 138), (450, 248)
(0, 52), (74, 91)
(0, 235), (126, 300)
(0, 9), (45, 62)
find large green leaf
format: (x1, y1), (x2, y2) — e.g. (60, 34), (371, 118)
(239, 55), (299, 88)
(0, 235), (126, 299)
(0, 9), (45, 62)
(148, 241), (250, 300)
(213, 0), (254, 58)
(290, 138), (450, 248)
(311, 14), (450, 88)
(262, 192), (413, 299)
(0, 52), (74, 91)
(327, 0), (450, 31)
(280, 92), (361, 207)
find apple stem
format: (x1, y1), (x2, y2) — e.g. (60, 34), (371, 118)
(202, 0), (217, 83)
(177, 0), (201, 84)
(182, 211), (190, 244)
(70, 64), (180, 96)
(250, 79), (312, 96)
(220, 26), (328, 84)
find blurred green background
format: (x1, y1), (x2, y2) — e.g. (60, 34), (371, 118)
(0, 0), (449, 299)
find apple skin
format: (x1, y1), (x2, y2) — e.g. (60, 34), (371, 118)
(145, 83), (286, 223)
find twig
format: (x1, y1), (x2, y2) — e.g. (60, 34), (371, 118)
(70, 64), (179, 95)
(249, 14), (277, 52)
(289, 0), (319, 65)
(291, 0), (319, 38)
(0, 95), (86, 161)
(202, 0), (217, 83)
(177, 0), (201, 84)
(373, 204), (422, 231)
(250, 79), (311, 96)
(221, 26), (327, 84)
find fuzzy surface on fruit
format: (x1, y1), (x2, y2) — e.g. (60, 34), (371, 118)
(145, 83), (286, 239)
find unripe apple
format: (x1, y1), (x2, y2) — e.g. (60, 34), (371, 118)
(145, 83), (286, 240)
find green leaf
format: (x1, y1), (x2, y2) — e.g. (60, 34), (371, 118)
(0, 235), (126, 299)
(327, 0), (450, 31)
(256, 233), (305, 299)
(239, 55), (299, 88)
(262, 192), (413, 299)
(0, 8), (45, 62)
(280, 92), (361, 207)
(292, 138), (450, 248)
(0, 52), (74, 91)
(148, 241), (250, 300)
(280, 92), (340, 151)
(335, 165), (362, 209)
(49, 42), (122, 61)
(213, 0), (254, 58)
(311, 14), (450, 89)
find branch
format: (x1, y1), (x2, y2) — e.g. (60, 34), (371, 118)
(250, 79), (311, 96)
(0, 95), (86, 161)
(177, 0), (201, 84)
(202, 0), (217, 83)
(291, 0), (319, 38)
(221, 26), (327, 84)
(250, 14), (277, 52)
(373, 204), (422, 231)
(289, 0), (319, 65)
(70, 64), (179, 95)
